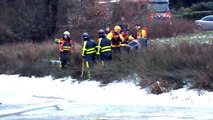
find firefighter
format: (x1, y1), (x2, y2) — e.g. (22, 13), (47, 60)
(128, 35), (141, 51)
(105, 26), (111, 35)
(141, 27), (148, 48)
(81, 32), (96, 69)
(96, 29), (112, 66)
(106, 25), (124, 54)
(135, 24), (148, 49)
(55, 31), (74, 69)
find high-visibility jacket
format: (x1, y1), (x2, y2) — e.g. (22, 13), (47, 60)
(137, 29), (147, 39)
(142, 29), (147, 39)
(121, 31), (129, 44)
(55, 38), (73, 52)
(128, 35), (135, 41)
(106, 31), (124, 47)
(96, 37), (111, 55)
(82, 39), (96, 57)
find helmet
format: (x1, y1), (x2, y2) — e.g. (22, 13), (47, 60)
(98, 29), (105, 37)
(63, 31), (70, 36)
(114, 25), (121, 32)
(143, 27), (148, 30)
(135, 24), (141, 30)
(105, 27), (111, 34)
(98, 29), (105, 34)
(82, 32), (89, 40)
(105, 26), (110, 31)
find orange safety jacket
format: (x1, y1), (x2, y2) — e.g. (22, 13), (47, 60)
(106, 32), (124, 48)
(55, 39), (73, 53)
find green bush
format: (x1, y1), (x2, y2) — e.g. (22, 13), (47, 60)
(191, 2), (213, 11)
(176, 2), (213, 20)
(182, 11), (212, 20)
(182, 11), (211, 19)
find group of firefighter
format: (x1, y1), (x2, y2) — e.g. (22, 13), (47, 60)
(55, 23), (148, 72)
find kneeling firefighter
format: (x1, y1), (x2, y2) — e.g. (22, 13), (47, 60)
(55, 31), (74, 69)
(96, 29), (112, 66)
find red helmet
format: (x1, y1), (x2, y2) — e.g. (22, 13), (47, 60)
(143, 27), (148, 30)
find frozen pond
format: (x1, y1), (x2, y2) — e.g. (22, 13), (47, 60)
(0, 75), (213, 120)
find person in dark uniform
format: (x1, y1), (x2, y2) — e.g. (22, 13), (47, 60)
(81, 32), (96, 80)
(96, 29), (112, 66)
(81, 32), (96, 69)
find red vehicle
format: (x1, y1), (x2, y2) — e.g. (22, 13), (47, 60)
(98, 0), (172, 24)
(146, 0), (172, 23)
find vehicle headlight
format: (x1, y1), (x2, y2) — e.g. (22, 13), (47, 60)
(166, 15), (171, 18)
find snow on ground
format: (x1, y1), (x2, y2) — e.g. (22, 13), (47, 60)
(0, 74), (213, 107)
(152, 31), (213, 44)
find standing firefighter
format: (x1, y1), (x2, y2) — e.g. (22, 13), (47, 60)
(135, 24), (148, 49)
(55, 31), (73, 69)
(96, 29), (112, 66)
(106, 25), (124, 54)
(81, 32), (96, 80)
(141, 27), (148, 48)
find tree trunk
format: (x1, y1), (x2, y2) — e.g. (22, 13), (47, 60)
(44, 0), (58, 37)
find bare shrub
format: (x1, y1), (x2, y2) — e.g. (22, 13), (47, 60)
(144, 19), (197, 39)
(0, 39), (212, 92)
(92, 41), (213, 91)
(0, 41), (58, 74)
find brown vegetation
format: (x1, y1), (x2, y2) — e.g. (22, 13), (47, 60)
(0, 38), (212, 94)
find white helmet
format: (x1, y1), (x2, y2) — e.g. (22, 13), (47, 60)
(63, 31), (70, 36)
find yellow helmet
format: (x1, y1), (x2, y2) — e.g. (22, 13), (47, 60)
(114, 25), (121, 32)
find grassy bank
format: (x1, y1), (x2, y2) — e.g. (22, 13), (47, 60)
(0, 32), (212, 94)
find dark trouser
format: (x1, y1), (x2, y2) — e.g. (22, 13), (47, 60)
(100, 51), (112, 62)
(84, 54), (96, 80)
(60, 52), (70, 68)
(142, 38), (147, 48)
(139, 38), (147, 49)
(84, 54), (96, 69)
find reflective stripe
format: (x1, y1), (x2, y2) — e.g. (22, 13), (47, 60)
(86, 61), (89, 68)
(82, 41), (87, 56)
(96, 38), (102, 55)
(63, 46), (71, 51)
(101, 49), (111, 52)
(82, 41), (95, 56)
(111, 44), (120, 47)
(87, 51), (96, 54)
(101, 46), (111, 49)
(120, 44), (128, 47)
(58, 39), (73, 52)
(101, 45), (111, 53)
(82, 41), (96, 55)
(86, 48), (96, 54)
